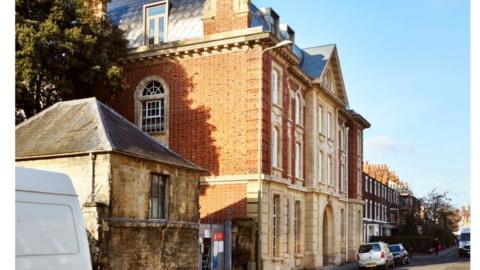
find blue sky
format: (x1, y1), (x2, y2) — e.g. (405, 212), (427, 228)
(253, 0), (470, 207)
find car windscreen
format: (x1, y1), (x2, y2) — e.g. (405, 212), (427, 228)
(460, 233), (470, 242)
(388, 245), (401, 252)
(359, 244), (381, 253)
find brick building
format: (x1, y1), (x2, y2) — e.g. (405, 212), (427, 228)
(104, 0), (370, 268)
(362, 173), (400, 242)
(15, 98), (204, 269)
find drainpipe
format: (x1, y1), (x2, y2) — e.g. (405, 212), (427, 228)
(345, 126), (349, 262)
(257, 40), (293, 270)
(89, 152), (96, 202)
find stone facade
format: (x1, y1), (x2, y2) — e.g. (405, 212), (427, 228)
(16, 152), (201, 269)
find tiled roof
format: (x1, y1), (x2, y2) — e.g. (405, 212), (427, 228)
(15, 98), (204, 172)
(108, 0), (204, 48)
(300, 44), (336, 80)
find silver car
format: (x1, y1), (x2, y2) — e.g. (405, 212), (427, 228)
(357, 242), (395, 269)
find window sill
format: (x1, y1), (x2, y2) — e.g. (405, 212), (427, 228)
(147, 131), (167, 135)
(272, 166), (283, 172)
(294, 253), (304, 258)
(272, 256), (284, 262)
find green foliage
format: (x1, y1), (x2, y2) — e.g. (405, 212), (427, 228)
(15, 0), (128, 123)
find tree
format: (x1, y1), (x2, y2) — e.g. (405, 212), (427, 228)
(15, 0), (128, 123)
(422, 189), (460, 247)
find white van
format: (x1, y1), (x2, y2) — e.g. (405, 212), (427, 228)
(459, 227), (470, 257)
(16, 167), (92, 270)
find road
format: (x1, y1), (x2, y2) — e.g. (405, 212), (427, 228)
(324, 247), (470, 270)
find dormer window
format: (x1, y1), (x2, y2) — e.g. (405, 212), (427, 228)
(262, 8), (279, 37)
(145, 3), (167, 46)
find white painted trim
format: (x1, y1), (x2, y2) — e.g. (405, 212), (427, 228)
(143, 1), (169, 45)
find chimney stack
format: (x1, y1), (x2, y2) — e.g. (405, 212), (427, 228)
(203, 0), (251, 35)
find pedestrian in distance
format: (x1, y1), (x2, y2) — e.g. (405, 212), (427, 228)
(434, 238), (440, 255)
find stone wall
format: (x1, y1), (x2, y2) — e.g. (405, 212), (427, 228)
(108, 223), (198, 269)
(17, 152), (202, 269)
(109, 153), (200, 222)
(107, 153), (201, 269)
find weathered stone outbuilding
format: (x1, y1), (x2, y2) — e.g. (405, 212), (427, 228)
(15, 98), (205, 269)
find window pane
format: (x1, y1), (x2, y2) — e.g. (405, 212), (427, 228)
(158, 17), (165, 43)
(271, 70), (278, 104)
(148, 18), (155, 45)
(150, 174), (168, 219)
(159, 176), (166, 219)
(147, 5), (165, 17)
(150, 175), (159, 218)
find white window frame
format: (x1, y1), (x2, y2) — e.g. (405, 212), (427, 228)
(140, 81), (166, 133)
(149, 173), (168, 220)
(271, 68), (279, 105)
(327, 111), (333, 139)
(135, 76), (169, 135)
(144, 2), (169, 46)
(272, 126), (280, 168)
(369, 200), (373, 219)
(294, 200), (301, 254)
(295, 142), (302, 179)
(318, 104), (323, 134)
(295, 92), (302, 126)
(272, 194), (280, 257)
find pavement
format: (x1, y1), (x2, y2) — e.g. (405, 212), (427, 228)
(322, 246), (470, 270)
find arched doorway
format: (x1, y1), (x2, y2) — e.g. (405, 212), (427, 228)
(322, 204), (335, 265)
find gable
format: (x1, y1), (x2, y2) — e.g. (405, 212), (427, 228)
(320, 48), (349, 106)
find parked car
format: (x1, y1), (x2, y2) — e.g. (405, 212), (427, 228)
(16, 167), (92, 270)
(388, 243), (410, 265)
(458, 227), (470, 257)
(357, 242), (395, 269)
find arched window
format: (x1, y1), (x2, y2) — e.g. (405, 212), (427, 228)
(140, 80), (166, 133)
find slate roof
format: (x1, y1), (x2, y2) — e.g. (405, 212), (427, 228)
(106, 0), (329, 81)
(300, 44), (336, 80)
(108, 0), (204, 48)
(15, 98), (204, 172)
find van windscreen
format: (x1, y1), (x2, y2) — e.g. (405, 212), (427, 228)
(460, 233), (470, 242)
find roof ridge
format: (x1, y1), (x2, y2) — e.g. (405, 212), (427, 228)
(302, 43), (336, 51)
(92, 99), (115, 151)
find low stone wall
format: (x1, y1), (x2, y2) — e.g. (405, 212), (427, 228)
(108, 219), (199, 269)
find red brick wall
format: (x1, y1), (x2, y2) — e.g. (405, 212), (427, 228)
(199, 183), (247, 222)
(113, 49), (262, 177)
(203, 0), (251, 35)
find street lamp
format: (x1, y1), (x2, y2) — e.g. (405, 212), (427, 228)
(256, 39), (293, 270)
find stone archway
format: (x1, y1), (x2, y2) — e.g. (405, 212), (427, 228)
(322, 204), (335, 265)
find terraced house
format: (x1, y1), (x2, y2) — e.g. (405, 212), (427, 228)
(105, 0), (370, 268)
